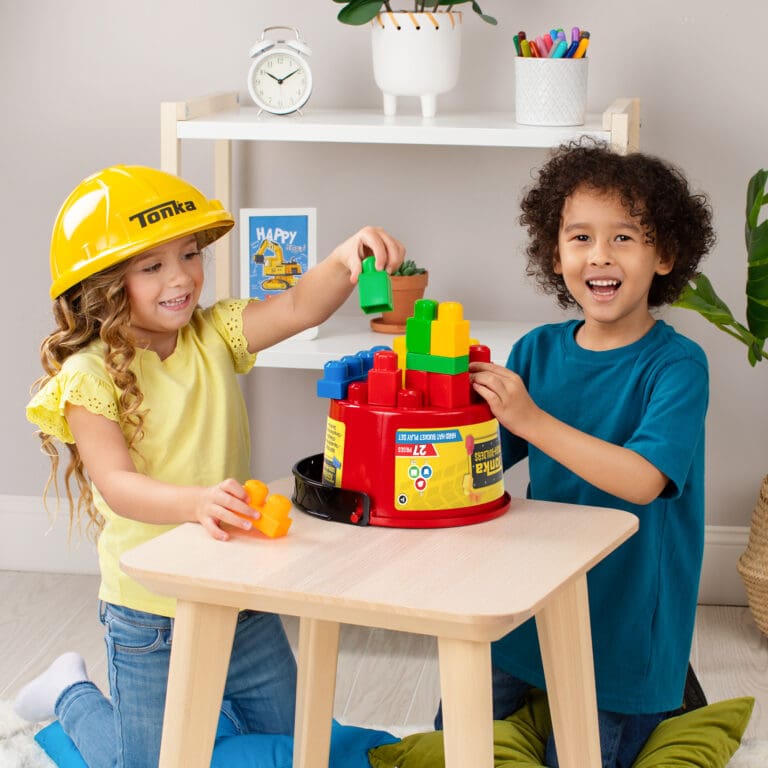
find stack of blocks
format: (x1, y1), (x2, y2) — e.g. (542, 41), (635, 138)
(317, 299), (491, 409)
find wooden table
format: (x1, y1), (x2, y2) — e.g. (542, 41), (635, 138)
(120, 477), (637, 768)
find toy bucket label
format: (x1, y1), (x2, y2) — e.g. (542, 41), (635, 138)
(322, 417), (346, 486)
(394, 420), (503, 510)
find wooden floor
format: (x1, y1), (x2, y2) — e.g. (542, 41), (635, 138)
(1, 570), (766, 740)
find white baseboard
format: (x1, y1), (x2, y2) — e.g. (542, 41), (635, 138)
(0, 495), (751, 605)
(0, 494), (99, 574)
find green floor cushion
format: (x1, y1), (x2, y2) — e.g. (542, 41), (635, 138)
(368, 691), (754, 768)
(369, 689), (551, 768)
(631, 696), (754, 768)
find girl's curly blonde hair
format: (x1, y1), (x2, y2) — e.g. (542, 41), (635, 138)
(33, 259), (147, 542)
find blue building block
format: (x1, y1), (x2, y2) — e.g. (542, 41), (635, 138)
(317, 347), (392, 400)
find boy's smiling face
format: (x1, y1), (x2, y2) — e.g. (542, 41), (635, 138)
(555, 185), (674, 350)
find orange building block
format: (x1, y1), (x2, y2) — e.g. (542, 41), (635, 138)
(241, 479), (293, 538)
(430, 302), (470, 358)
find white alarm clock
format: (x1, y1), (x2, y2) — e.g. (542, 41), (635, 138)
(247, 26), (312, 115)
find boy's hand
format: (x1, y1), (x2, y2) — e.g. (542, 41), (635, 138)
(194, 478), (260, 541)
(334, 226), (406, 284)
(469, 361), (539, 438)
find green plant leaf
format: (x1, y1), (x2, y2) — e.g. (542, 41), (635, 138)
(674, 170), (768, 365)
(746, 169), (768, 234)
(674, 278), (736, 326)
(337, 0), (385, 25)
(745, 169), (768, 339)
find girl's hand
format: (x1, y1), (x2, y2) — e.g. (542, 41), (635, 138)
(194, 479), (260, 541)
(469, 361), (539, 439)
(332, 226), (406, 284)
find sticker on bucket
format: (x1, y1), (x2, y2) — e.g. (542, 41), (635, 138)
(394, 419), (503, 510)
(322, 417), (346, 486)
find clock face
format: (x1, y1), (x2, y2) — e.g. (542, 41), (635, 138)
(248, 50), (312, 115)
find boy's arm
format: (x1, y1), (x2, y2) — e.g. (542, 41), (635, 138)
(470, 362), (668, 505)
(242, 226), (404, 354)
(65, 404), (256, 541)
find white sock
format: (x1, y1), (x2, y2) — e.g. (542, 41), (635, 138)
(13, 651), (89, 722)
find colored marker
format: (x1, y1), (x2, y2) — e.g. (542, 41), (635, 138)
(549, 39), (568, 58)
(564, 39), (579, 58)
(521, 38), (532, 57)
(536, 35), (550, 55)
(513, 34), (522, 56)
(573, 36), (590, 58)
(529, 40), (540, 57)
(571, 26), (581, 42)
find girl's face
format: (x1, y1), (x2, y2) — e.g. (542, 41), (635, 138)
(124, 234), (203, 358)
(555, 186), (673, 349)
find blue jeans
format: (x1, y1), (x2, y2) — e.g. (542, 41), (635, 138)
(435, 665), (670, 768)
(55, 602), (297, 768)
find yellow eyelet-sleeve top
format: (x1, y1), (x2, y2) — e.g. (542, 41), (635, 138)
(27, 299), (257, 617)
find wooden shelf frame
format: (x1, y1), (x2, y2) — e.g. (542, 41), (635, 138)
(159, 93), (640, 368)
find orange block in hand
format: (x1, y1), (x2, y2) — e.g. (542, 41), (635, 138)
(242, 479), (293, 538)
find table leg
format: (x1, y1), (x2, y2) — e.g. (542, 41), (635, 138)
(437, 636), (494, 768)
(293, 617), (340, 768)
(536, 574), (601, 768)
(158, 600), (239, 768)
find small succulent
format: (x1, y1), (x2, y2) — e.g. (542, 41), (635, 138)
(392, 259), (427, 276)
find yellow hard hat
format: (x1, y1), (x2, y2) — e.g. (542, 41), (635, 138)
(49, 165), (235, 298)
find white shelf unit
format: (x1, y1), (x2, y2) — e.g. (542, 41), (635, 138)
(160, 92), (640, 369)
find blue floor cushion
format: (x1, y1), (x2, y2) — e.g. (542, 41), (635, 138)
(35, 713), (399, 768)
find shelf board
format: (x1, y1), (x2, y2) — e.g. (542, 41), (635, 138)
(177, 106), (611, 148)
(254, 314), (538, 370)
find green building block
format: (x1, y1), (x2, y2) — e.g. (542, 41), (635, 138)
(405, 298), (438, 354)
(358, 256), (393, 315)
(406, 351), (469, 375)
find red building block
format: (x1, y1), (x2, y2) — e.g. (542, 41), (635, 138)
(367, 350), (401, 406)
(428, 371), (470, 409)
(405, 368), (430, 405)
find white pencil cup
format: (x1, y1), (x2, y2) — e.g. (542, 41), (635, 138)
(514, 57), (588, 126)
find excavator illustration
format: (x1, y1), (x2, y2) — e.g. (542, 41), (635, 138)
(252, 239), (303, 291)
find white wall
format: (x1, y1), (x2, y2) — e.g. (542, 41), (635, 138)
(2, 2), (767, 583)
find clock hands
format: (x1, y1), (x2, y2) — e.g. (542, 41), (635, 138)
(265, 69), (301, 85)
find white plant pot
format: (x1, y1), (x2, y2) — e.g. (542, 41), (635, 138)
(371, 11), (462, 118)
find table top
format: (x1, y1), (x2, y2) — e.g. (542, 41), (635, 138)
(121, 477), (637, 642)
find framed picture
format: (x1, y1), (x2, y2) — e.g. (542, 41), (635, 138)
(239, 207), (318, 340)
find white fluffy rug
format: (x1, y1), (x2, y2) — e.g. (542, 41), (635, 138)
(1, 698), (766, 767)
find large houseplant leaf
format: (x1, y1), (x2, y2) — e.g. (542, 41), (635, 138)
(746, 168), (768, 340)
(674, 169), (768, 366)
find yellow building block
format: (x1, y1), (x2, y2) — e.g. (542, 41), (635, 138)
(393, 335), (407, 386)
(430, 301), (470, 358)
(241, 479), (293, 538)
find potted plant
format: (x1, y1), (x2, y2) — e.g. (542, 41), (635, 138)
(371, 259), (429, 333)
(674, 168), (768, 634)
(332, 1), (498, 118)
(333, 1), (497, 26)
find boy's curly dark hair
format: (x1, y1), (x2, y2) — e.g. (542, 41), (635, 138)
(519, 138), (715, 309)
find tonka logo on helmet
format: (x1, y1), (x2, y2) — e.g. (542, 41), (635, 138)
(128, 200), (197, 228)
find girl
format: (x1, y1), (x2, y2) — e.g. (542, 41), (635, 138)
(465, 140), (715, 767)
(14, 164), (405, 768)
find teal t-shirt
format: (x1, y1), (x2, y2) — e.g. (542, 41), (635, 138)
(492, 319), (708, 714)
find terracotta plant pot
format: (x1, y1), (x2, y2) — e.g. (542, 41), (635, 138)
(370, 271), (429, 333)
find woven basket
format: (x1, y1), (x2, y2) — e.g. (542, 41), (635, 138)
(737, 474), (768, 636)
